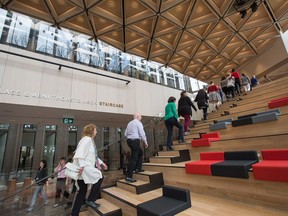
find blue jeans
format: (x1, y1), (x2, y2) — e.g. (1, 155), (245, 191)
(165, 117), (184, 149)
(29, 184), (48, 208)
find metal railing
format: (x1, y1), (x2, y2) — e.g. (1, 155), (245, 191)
(0, 49), (131, 85)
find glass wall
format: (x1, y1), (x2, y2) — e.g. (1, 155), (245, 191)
(68, 126), (77, 161)
(0, 124), (9, 172)
(0, 8), (207, 93)
(19, 125), (37, 171)
(44, 126), (57, 173)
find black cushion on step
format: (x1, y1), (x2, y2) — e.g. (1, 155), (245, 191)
(238, 113), (257, 119)
(211, 160), (258, 179)
(224, 150), (258, 161)
(211, 151), (259, 179)
(232, 117), (253, 127)
(137, 185), (191, 216)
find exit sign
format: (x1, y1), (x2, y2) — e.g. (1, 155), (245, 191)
(63, 118), (74, 124)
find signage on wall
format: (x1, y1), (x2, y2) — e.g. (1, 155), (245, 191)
(63, 118), (74, 124)
(0, 89), (124, 108)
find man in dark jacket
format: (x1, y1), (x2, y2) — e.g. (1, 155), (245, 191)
(195, 89), (209, 122)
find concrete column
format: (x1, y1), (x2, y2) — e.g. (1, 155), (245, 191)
(54, 125), (69, 166)
(32, 124), (46, 169)
(3, 124), (22, 172)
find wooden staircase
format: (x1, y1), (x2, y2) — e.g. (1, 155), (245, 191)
(83, 77), (288, 216)
(82, 171), (164, 216)
(149, 149), (190, 164)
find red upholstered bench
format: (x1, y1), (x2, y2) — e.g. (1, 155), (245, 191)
(191, 138), (211, 147)
(201, 132), (220, 141)
(185, 152), (224, 175)
(252, 149), (288, 182)
(268, 97), (288, 109)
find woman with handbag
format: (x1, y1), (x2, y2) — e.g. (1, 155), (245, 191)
(70, 124), (108, 216)
(27, 160), (49, 212)
(164, 96), (184, 151)
(178, 91), (197, 136)
(195, 89), (209, 122)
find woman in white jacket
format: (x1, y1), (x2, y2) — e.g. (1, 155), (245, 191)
(71, 124), (108, 216)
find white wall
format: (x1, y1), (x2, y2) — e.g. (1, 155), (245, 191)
(239, 37), (288, 78)
(0, 45), (201, 120)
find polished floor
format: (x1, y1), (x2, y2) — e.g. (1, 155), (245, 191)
(0, 180), (73, 216)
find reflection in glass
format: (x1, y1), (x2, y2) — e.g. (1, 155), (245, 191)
(44, 132), (56, 173)
(6, 13), (32, 48)
(19, 132), (36, 170)
(0, 131), (8, 172)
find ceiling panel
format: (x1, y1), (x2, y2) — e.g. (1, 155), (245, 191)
(0, 0), (287, 81)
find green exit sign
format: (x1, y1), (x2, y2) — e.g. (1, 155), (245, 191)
(63, 118), (74, 124)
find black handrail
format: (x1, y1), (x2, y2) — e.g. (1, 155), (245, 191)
(0, 49), (131, 85)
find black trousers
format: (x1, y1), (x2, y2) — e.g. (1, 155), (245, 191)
(126, 139), (143, 178)
(71, 177), (104, 216)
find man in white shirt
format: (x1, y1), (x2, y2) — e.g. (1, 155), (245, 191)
(125, 113), (148, 183)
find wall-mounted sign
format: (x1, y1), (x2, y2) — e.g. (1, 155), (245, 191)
(63, 118), (74, 124)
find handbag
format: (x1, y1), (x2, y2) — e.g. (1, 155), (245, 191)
(65, 162), (80, 180)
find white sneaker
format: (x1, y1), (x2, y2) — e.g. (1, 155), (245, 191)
(45, 200), (49, 205)
(54, 203), (59, 207)
(27, 207), (33, 212)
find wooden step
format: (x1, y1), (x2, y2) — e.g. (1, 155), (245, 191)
(87, 198), (122, 216)
(117, 171), (164, 194)
(149, 156), (177, 164)
(101, 187), (162, 216)
(133, 170), (162, 182)
(142, 163), (288, 212)
(157, 150), (180, 156)
(117, 179), (150, 194)
(150, 149), (190, 164)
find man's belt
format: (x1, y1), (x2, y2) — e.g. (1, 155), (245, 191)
(127, 139), (140, 141)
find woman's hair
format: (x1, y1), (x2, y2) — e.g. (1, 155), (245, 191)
(180, 90), (187, 98)
(167, 96), (176, 103)
(40, 159), (47, 168)
(82, 124), (97, 137)
(199, 89), (205, 93)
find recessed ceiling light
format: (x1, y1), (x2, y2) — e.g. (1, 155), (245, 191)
(57, 0), (64, 5)
(161, 20), (167, 26)
(176, 6), (182, 12)
(99, 18), (106, 23)
(77, 17), (84, 22)
(131, 2), (138, 9)
(108, 0), (115, 7)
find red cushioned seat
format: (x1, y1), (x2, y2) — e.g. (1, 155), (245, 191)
(191, 138), (211, 147)
(268, 97), (288, 109)
(201, 132), (220, 141)
(270, 96), (288, 103)
(252, 149), (288, 182)
(185, 152), (224, 175)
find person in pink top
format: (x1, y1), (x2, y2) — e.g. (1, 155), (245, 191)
(54, 157), (67, 207)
